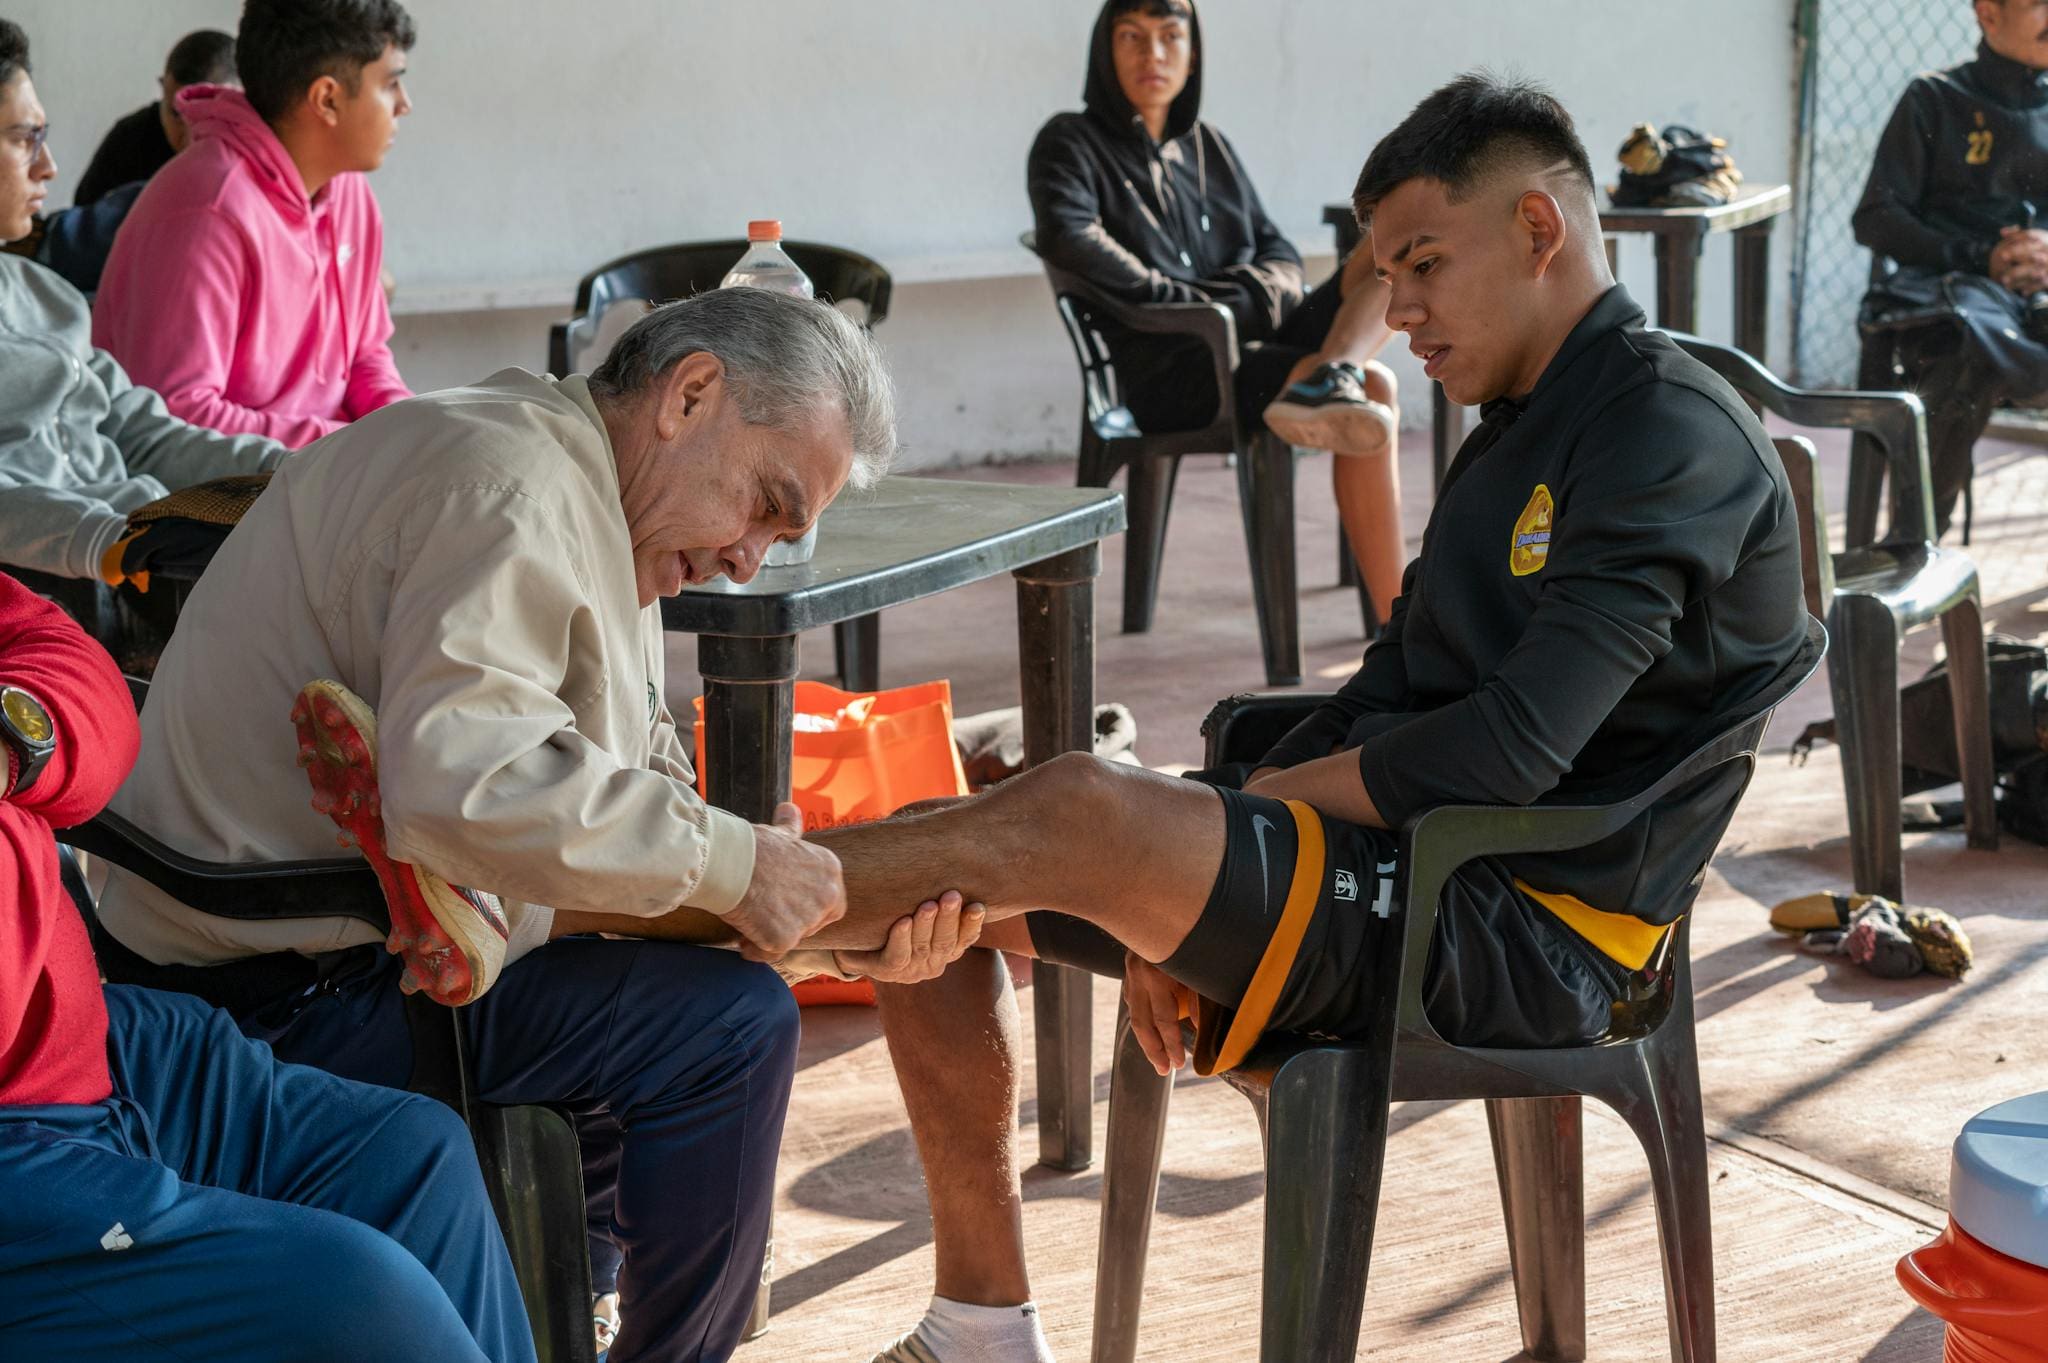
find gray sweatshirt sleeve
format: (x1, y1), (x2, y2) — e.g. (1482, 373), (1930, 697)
(0, 257), (285, 579)
(0, 483), (137, 578)
(94, 346), (288, 494)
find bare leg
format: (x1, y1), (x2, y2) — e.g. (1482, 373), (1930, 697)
(821, 757), (1224, 961)
(875, 939), (1031, 1305)
(1259, 247), (1405, 602)
(1317, 247), (1394, 367)
(554, 756), (1226, 963)
(1333, 362), (1407, 613)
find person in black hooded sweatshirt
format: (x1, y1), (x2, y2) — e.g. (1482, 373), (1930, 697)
(1027, 0), (1409, 617)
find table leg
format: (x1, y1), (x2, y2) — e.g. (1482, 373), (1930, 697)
(1430, 382), (1464, 492)
(697, 634), (798, 822)
(1733, 221), (1773, 366)
(1652, 233), (1703, 335)
(696, 631), (798, 1339)
(1015, 544), (1101, 1172)
(833, 614), (881, 692)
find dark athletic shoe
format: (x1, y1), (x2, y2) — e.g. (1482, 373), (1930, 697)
(1263, 360), (1396, 455)
(291, 679), (509, 1006)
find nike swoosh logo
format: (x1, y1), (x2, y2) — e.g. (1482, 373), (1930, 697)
(1250, 814), (1277, 913)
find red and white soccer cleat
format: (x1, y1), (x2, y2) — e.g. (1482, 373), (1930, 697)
(291, 679), (508, 1006)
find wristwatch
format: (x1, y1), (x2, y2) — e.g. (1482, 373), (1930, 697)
(0, 685), (55, 797)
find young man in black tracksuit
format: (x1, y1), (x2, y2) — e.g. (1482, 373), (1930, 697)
(793, 75), (1817, 1363)
(1026, 0), (1410, 620)
(1853, 0), (2048, 537)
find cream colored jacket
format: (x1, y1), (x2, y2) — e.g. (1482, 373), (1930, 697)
(97, 369), (757, 967)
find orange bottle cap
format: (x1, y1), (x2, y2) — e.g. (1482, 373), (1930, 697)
(747, 220), (782, 242)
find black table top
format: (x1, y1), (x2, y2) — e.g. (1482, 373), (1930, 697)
(661, 475), (1126, 637)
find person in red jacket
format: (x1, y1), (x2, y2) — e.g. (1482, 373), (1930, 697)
(0, 571), (534, 1362)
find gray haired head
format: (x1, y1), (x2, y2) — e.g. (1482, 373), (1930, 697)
(587, 288), (897, 490)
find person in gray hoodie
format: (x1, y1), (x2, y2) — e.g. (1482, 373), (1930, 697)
(0, 20), (284, 670)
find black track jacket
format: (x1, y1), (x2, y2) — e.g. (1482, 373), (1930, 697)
(1853, 41), (2048, 278)
(1262, 288), (1812, 928)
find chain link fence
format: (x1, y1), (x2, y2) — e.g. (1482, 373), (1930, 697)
(1791, 0), (1978, 386)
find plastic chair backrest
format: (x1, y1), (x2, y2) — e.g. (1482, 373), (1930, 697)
(1670, 333), (1937, 546)
(58, 805), (383, 925)
(1394, 617), (1824, 1042)
(1022, 230), (1127, 433)
(1771, 435), (1836, 618)
(553, 239), (892, 375)
(1020, 229), (1240, 459)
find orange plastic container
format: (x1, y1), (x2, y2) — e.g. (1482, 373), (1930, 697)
(1898, 1220), (2048, 1363)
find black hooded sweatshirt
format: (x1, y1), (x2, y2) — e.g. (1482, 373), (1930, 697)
(1026, 2), (1303, 343)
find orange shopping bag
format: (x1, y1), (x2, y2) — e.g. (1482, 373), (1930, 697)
(693, 679), (971, 1004)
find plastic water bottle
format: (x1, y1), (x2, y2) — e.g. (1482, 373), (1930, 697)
(722, 220), (822, 568)
(720, 220), (814, 298)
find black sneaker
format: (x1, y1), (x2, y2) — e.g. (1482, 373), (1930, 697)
(1263, 361), (1396, 454)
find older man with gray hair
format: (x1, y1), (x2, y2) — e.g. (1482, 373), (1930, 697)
(94, 287), (960, 1362)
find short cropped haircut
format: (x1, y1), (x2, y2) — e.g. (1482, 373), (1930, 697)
(588, 288), (898, 492)
(1352, 72), (1595, 229)
(166, 29), (237, 87)
(0, 19), (29, 91)
(237, 0), (415, 123)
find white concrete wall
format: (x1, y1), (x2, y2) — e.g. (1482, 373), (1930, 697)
(18, 0), (1801, 468)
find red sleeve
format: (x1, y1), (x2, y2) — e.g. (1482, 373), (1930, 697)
(0, 574), (139, 828)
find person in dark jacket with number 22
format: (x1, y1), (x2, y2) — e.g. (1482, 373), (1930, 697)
(1853, 0), (2048, 537)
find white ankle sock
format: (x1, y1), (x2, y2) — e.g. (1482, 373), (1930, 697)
(911, 1295), (1055, 1362)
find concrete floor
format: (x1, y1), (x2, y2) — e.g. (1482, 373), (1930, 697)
(660, 422), (2048, 1361)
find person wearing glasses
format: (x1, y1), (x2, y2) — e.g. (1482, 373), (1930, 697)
(91, 0), (415, 446)
(0, 21), (285, 671)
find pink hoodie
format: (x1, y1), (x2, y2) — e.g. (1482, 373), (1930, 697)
(91, 86), (410, 447)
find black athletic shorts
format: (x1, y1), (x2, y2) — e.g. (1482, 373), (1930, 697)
(1025, 768), (1631, 1074)
(1116, 268), (1347, 438)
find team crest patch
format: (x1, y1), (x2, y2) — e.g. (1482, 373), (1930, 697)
(1510, 484), (1554, 577)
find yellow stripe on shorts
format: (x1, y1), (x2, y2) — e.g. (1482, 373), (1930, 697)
(1200, 799), (1326, 1076)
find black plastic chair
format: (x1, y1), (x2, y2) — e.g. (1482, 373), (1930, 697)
(1089, 619), (1824, 1363)
(1674, 335), (1998, 901)
(1, 563), (195, 678)
(547, 239), (893, 692)
(1023, 231), (1372, 687)
(58, 808), (597, 1363)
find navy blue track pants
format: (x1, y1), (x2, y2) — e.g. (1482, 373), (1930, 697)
(0, 985), (537, 1362)
(240, 936), (799, 1363)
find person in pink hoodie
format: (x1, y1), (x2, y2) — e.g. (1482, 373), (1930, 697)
(91, 0), (415, 448)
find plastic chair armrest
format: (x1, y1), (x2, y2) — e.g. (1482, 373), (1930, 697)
(1671, 332), (1936, 543)
(57, 808), (384, 925)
